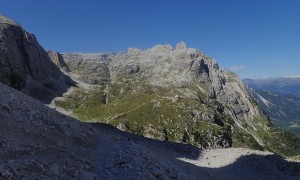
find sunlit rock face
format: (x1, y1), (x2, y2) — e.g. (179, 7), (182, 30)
(58, 42), (300, 156)
(47, 51), (71, 72)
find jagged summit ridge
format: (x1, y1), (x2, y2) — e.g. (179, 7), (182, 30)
(57, 42), (296, 154)
(176, 41), (187, 50)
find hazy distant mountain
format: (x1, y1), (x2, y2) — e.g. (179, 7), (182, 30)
(248, 89), (300, 137)
(244, 78), (300, 137)
(244, 77), (300, 97)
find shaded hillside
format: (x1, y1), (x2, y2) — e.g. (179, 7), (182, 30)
(0, 82), (300, 179)
(0, 15), (74, 103)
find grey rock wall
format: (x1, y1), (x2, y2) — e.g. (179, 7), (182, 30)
(0, 15), (73, 103)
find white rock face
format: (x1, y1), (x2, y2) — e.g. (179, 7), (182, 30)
(176, 41), (187, 50)
(47, 51), (71, 72)
(58, 42), (280, 152)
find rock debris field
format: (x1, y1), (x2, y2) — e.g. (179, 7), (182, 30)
(0, 82), (300, 179)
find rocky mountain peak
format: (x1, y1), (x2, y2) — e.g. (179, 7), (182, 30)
(128, 48), (141, 56)
(58, 43), (296, 154)
(150, 44), (173, 52)
(176, 41), (187, 50)
(0, 15), (19, 27)
(0, 15), (73, 103)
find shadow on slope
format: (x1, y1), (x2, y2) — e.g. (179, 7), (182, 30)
(90, 123), (300, 179)
(25, 74), (76, 104)
(0, 81), (299, 179)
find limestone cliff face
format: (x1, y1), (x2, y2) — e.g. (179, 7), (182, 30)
(47, 51), (71, 72)
(0, 15), (73, 103)
(57, 42), (299, 154)
(0, 14), (298, 156)
(61, 53), (113, 85)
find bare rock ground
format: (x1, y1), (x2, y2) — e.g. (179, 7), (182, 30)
(0, 82), (300, 179)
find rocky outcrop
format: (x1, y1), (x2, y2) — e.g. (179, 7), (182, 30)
(47, 51), (71, 72)
(54, 42), (300, 156)
(54, 42), (300, 155)
(0, 15), (73, 103)
(0, 82), (96, 178)
(61, 53), (113, 85)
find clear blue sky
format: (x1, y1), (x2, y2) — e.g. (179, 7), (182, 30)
(1, 0), (300, 79)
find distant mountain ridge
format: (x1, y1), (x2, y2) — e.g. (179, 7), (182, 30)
(244, 77), (300, 97)
(244, 77), (300, 137)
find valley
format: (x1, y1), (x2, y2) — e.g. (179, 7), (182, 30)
(244, 78), (300, 137)
(0, 14), (300, 179)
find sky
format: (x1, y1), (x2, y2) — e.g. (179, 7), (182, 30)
(1, 0), (300, 79)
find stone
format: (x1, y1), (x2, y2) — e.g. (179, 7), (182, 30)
(80, 171), (97, 179)
(7, 160), (14, 168)
(47, 51), (71, 72)
(49, 163), (60, 175)
(176, 41), (186, 50)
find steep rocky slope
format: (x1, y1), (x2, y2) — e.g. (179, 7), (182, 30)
(0, 82), (96, 178)
(246, 88), (300, 137)
(244, 78), (300, 137)
(0, 15), (73, 103)
(1, 82), (300, 179)
(55, 43), (300, 157)
(47, 51), (71, 73)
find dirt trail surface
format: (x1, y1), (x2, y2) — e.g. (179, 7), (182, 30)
(1, 82), (300, 179)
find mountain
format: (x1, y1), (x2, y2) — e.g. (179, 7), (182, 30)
(50, 43), (300, 156)
(0, 15), (74, 103)
(1, 15), (300, 178)
(244, 78), (300, 137)
(47, 51), (71, 73)
(1, 81), (300, 179)
(244, 77), (300, 97)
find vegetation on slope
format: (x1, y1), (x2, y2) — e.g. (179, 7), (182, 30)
(55, 82), (300, 157)
(55, 47), (300, 158)
(55, 82), (236, 149)
(250, 90), (300, 137)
